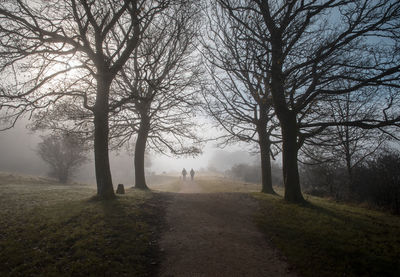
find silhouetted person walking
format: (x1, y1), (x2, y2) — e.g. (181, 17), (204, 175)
(182, 168), (187, 181)
(190, 168), (195, 181)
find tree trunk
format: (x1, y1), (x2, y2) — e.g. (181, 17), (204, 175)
(269, 32), (305, 203)
(281, 115), (305, 203)
(257, 124), (275, 194)
(345, 152), (354, 194)
(134, 113), (150, 190)
(344, 128), (354, 194)
(260, 142), (275, 194)
(59, 169), (68, 184)
(94, 78), (114, 199)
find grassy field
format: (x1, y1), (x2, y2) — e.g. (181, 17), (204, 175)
(195, 176), (261, 192)
(147, 174), (182, 192)
(0, 172), (164, 277)
(254, 192), (400, 277)
(2, 172), (399, 276)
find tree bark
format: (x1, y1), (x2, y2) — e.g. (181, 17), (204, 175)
(94, 77), (115, 199)
(260, 142), (275, 194)
(281, 115), (305, 203)
(343, 126), (354, 194)
(345, 151), (354, 192)
(257, 123), (275, 194)
(269, 32), (305, 203)
(134, 112), (150, 190)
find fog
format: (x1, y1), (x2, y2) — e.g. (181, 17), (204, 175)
(0, 118), (256, 185)
(0, 119), (47, 176)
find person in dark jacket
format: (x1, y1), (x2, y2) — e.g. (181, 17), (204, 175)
(182, 168), (187, 181)
(190, 168), (195, 181)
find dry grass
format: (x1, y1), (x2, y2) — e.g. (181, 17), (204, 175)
(148, 175), (182, 192)
(195, 176), (262, 193)
(254, 192), (400, 277)
(0, 172), (164, 277)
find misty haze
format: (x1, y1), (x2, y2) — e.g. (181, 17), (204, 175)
(1, 1), (400, 276)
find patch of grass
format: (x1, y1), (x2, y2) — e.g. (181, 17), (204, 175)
(0, 173), (164, 276)
(146, 174), (182, 192)
(196, 176), (261, 193)
(254, 193), (400, 277)
(149, 179), (182, 193)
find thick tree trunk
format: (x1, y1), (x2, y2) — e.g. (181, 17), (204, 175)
(257, 124), (275, 194)
(94, 78), (114, 199)
(269, 32), (305, 203)
(260, 142), (275, 194)
(281, 115), (305, 203)
(134, 113), (150, 190)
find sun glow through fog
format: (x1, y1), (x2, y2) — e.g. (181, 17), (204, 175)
(46, 56), (84, 80)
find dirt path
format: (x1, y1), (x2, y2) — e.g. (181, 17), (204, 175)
(158, 180), (297, 276)
(178, 179), (203, 193)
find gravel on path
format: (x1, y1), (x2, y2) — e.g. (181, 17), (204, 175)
(158, 180), (297, 277)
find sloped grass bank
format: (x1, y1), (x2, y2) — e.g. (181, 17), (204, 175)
(254, 193), (400, 277)
(0, 173), (164, 276)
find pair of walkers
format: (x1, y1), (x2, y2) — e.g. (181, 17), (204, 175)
(182, 168), (195, 181)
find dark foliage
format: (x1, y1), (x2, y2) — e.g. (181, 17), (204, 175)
(301, 148), (400, 214)
(226, 162), (282, 186)
(37, 133), (88, 183)
(353, 151), (400, 214)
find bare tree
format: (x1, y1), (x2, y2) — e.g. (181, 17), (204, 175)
(201, 2), (279, 193)
(37, 132), (88, 183)
(302, 91), (390, 195)
(216, 0), (400, 203)
(28, 7), (204, 190)
(0, 0), (170, 198)
(109, 2), (203, 189)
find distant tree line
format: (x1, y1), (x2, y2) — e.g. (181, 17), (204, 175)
(301, 147), (400, 214)
(225, 162), (283, 186)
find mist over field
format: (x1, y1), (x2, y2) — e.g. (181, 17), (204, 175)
(0, 118), (47, 176)
(0, 117), (258, 185)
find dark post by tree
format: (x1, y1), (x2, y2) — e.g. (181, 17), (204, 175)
(37, 133), (88, 183)
(201, 2), (279, 194)
(216, 0), (400, 203)
(0, 0), (170, 199)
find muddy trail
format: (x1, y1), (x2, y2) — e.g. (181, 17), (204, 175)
(157, 180), (297, 277)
